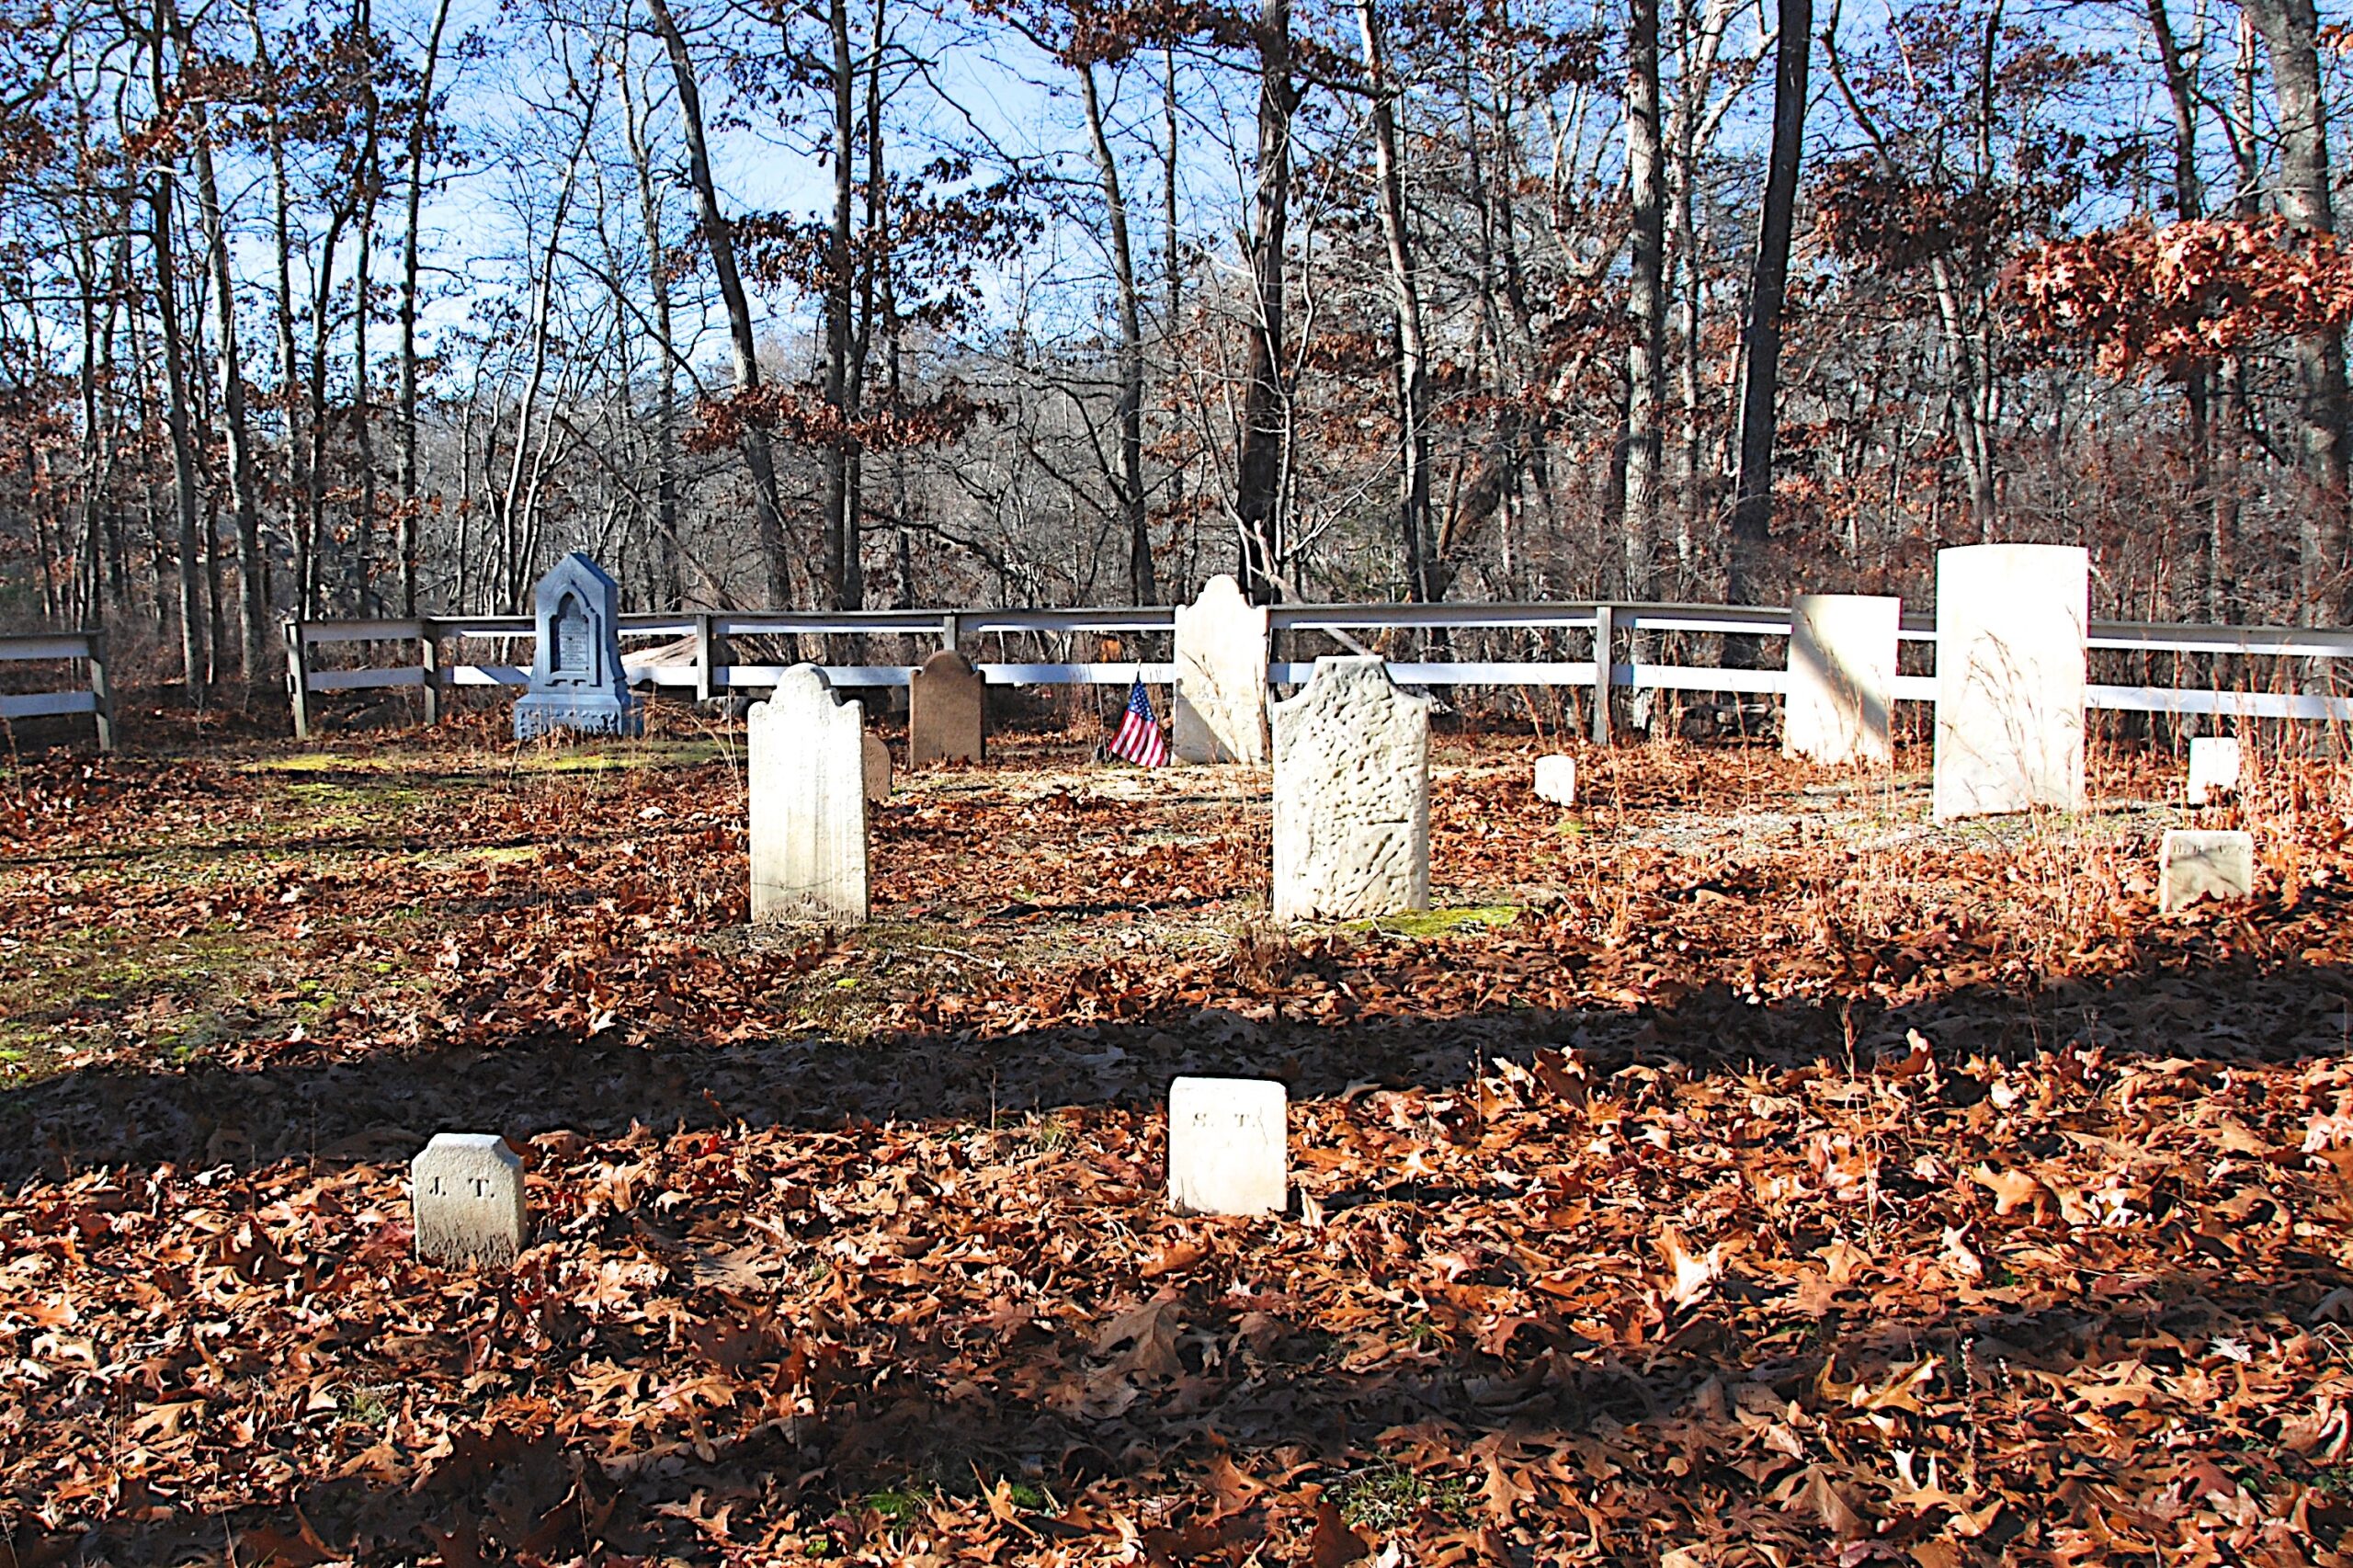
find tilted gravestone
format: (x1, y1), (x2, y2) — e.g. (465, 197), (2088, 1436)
(1167, 1076), (1287, 1217)
(1933, 544), (2086, 822)
(2160, 829), (2254, 914)
(1173, 574), (1270, 765)
(1785, 593), (1899, 767)
(411, 1132), (529, 1267)
(1535, 754), (1576, 806)
(909, 650), (984, 767)
(863, 731), (892, 802)
(514, 552), (641, 741)
(749, 665), (870, 924)
(2188, 736), (2242, 806)
(1270, 656), (1430, 922)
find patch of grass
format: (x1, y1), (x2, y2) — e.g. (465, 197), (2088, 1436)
(514, 739), (726, 774)
(1364, 903), (1521, 937)
(863, 1487), (925, 1522)
(1328, 1462), (1475, 1531)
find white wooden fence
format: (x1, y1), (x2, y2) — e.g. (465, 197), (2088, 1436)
(0, 631), (114, 750)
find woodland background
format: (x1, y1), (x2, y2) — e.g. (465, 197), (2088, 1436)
(4, 0), (2353, 703)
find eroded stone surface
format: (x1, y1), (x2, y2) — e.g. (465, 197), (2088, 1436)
(412, 1132), (528, 1267)
(2188, 736), (2241, 806)
(2161, 828), (2254, 914)
(1933, 544), (2087, 821)
(1785, 593), (1899, 767)
(1535, 754), (1576, 806)
(910, 651), (984, 767)
(1167, 1076), (1286, 1217)
(1173, 574), (1270, 765)
(864, 731), (892, 802)
(1270, 656), (1430, 922)
(748, 665), (869, 924)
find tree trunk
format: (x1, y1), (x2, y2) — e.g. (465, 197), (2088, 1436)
(1233, 0), (1295, 602)
(144, 12), (207, 703)
(1620, 0), (1666, 596)
(1356, 0), (1437, 603)
(1727, 0), (1809, 605)
(620, 42), (682, 607)
(646, 0), (795, 608)
(398, 0), (454, 615)
(1080, 61), (1154, 605)
(821, 0), (858, 611)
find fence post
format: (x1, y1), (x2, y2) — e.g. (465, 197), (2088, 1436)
(694, 612), (717, 703)
(285, 619), (312, 741)
(1591, 603), (1615, 746)
(939, 611), (961, 653)
(85, 629), (114, 753)
(419, 619), (443, 725)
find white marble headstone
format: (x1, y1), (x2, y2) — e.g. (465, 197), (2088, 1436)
(749, 665), (870, 924)
(1173, 574), (1271, 765)
(1167, 1076), (1287, 1217)
(1932, 544), (2087, 822)
(2160, 829), (2254, 914)
(1534, 754), (1576, 806)
(1784, 593), (1899, 767)
(411, 1132), (528, 1267)
(1270, 656), (1431, 922)
(2188, 736), (2241, 806)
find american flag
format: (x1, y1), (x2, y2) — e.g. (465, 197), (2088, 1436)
(1107, 676), (1168, 767)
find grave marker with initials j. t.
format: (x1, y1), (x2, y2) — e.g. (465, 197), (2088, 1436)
(1166, 1077), (1287, 1217)
(411, 1132), (529, 1267)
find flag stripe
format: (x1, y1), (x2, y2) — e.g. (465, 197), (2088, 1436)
(1107, 678), (1167, 767)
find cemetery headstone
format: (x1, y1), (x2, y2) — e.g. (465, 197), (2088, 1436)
(513, 551), (641, 741)
(2188, 736), (2242, 806)
(1784, 593), (1899, 767)
(1167, 1076), (1287, 1217)
(2160, 828), (2255, 914)
(909, 650), (984, 767)
(1173, 574), (1271, 765)
(864, 731), (892, 802)
(1932, 544), (2087, 822)
(749, 665), (870, 924)
(411, 1132), (529, 1267)
(1535, 754), (1576, 806)
(1270, 655), (1430, 922)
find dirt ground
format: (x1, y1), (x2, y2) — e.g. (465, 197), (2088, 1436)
(3, 709), (2350, 1566)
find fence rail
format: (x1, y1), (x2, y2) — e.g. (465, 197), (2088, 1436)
(0, 631), (113, 749)
(280, 601), (2353, 743)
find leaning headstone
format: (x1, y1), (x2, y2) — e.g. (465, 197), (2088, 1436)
(863, 731), (892, 802)
(2160, 828), (2255, 914)
(411, 1133), (528, 1267)
(748, 665), (869, 924)
(1535, 754), (1576, 806)
(1932, 544), (2087, 822)
(2188, 736), (2241, 806)
(1173, 574), (1271, 765)
(514, 551), (641, 741)
(1270, 656), (1430, 922)
(1167, 1076), (1287, 1217)
(909, 650), (984, 767)
(1784, 593), (1899, 767)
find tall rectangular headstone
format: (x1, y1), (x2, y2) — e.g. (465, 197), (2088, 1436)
(1173, 574), (1271, 765)
(411, 1133), (529, 1267)
(1784, 593), (1899, 767)
(1932, 544), (2087, 822)
(909, 650), (984, 767)
(2160, 828), (2254, 914)
(514, 552), (641, 740)
(2188, 736), (2241, 805)
(1167, 1077), (1287, 1217)
(749, 665), (870, 924)
(1270, 656), (1430, 922)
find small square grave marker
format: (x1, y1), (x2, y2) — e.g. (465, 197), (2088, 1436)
(2188, 736), (2241, 806)
(1167, 1076), (1287, 1217)
(411, 1132), (528, 1267)
(2160, 829), (2255, 915)
(1535, 755), (1575, 806)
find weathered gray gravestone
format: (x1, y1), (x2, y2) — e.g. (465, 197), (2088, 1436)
(749, 665), (870, 924)
(1534, 754), (1576, 806)
(2188, 736), (2241, 806)
(1932, 544), (2087, 822)
(411, 1133), (529, 1267)
(909, 651), (984, 767)
(513, 552), (641, 741)
(1167, 1076), (1287, 1216)
(1784, 593), (1899, 767)
(1173, 574), (1271, 765)
(863, 731), (892, 802)
(1270, 656), (1431, 922)
(2160, 829), (2255, 914)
